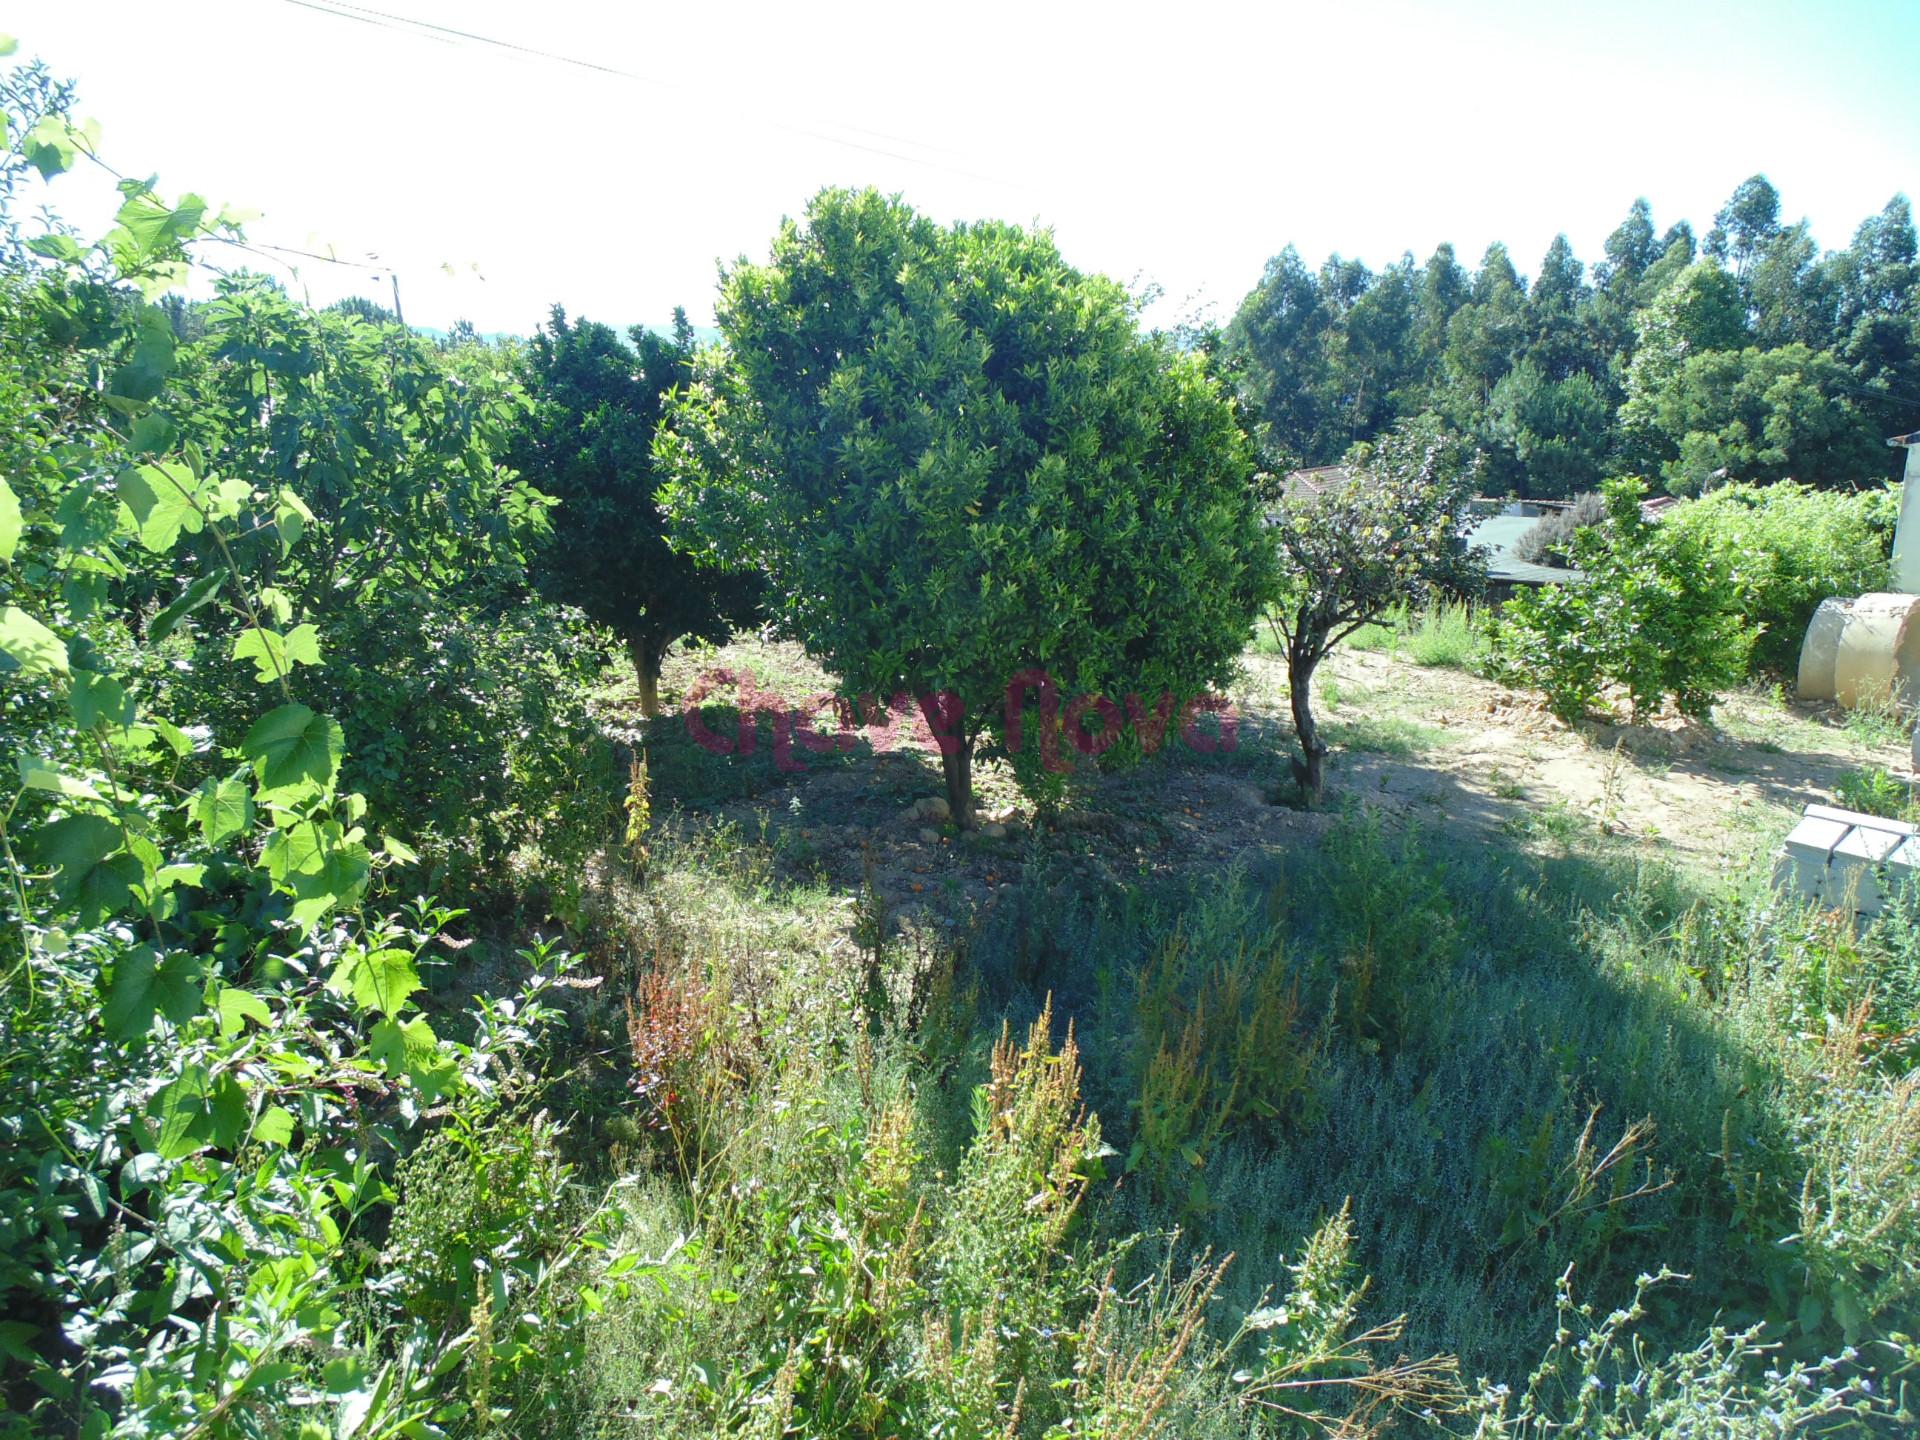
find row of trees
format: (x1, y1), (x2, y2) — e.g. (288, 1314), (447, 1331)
(1217, 178), (1919, 496)
(514, 191), (1481, 818)
(511, 183), (1912, 806)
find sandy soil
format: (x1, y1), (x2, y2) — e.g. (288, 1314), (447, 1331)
(618, 636), (1917, 927)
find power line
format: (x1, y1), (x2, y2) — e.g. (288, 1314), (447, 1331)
(279, 0), (1022, 189)
(280, 0), (456, 49)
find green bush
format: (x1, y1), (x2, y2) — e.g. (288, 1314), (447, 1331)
(1513, 491), (1606, 567)
(1489, 477), (1755, 722)
(1659, 479), (1896, 675)
(154, 274), (612, 890)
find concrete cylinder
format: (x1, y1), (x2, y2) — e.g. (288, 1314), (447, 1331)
(1798, 593), (1920, 708)
(1797, 598), (1849, 701)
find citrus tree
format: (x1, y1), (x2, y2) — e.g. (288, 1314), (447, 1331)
(1267, 418), (1484, 805)
(510, 307), (760, 717)
(657, 188), (1274, 825)
(1489, 477), (1754, 721)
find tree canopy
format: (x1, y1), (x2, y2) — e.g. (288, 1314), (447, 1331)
(658, 187), (1275, 824)
(509, 306), (760, 716)
(1220, 179), (1920, 497)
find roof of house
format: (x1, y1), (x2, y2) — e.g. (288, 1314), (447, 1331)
(1463, 512), (1586, 587)
(1639, 495), (1681, 520)
(1280, 464), (1354, 501)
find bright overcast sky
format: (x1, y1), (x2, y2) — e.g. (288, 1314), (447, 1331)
(15, 0), (1920, 336)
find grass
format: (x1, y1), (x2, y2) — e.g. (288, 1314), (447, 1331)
(514, 808), (1920, 1436)
(1500, 797), (1588, 847)
(1325, 710), (1449, 758)
(1338, 600), (1486, 670)
(1836, 764), (1919, 822)
(1843, 682), (1915, 751)
(468, 635), (1920, 1436)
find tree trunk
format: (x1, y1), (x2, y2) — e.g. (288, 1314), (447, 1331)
(627, 633), (664, 720)
(940, 737), (976, 830)
(1288, 649), (1328, 806)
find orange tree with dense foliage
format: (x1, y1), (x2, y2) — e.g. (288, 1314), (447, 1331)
(657, 188), (1274, 825)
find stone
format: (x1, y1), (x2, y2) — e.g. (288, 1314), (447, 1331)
(918, 827), (942, 844)
(922, 795), (951, 820)
(980, 822), (1008, 839)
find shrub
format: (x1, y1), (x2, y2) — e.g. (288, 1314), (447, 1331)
(1489, 477), (1754, 722)
(1513, 491), (1607, 567)
(1659, 479), (1896, 675)
(1266, 415), (1485, 802)
(657, 187), (1275, 825)
(160, 275), (617, 891)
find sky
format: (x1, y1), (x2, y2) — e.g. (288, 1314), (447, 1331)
(13, 0), (1920, 337)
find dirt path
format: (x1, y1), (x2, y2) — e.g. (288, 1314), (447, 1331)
(1264, 647), (1915, 872)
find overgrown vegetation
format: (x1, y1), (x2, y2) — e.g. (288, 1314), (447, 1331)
(1338, 598), (1486, 670)
(0, 64), (611, 1434)
(1489, 478), (1755, 722)
(6, 45), (1920, 1440)
(1660, 480), (1897, 676)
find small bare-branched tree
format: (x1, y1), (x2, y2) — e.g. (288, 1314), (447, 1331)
(1266, 418), (1485, 805)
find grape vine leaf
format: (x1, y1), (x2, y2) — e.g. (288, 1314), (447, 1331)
(194, 774), (253, 845)
(241, 703), (343, 792)
(104, 946), (207, 1040)
(153, 1065), (248, 1158)
(332, 946), (422, 1018)
(0, 605), (69, 675)
(117, 462), (204, 553)
(232, 624), (322, 684)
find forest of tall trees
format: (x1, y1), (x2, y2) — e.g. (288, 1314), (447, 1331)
(1218, 177), (1919, 497)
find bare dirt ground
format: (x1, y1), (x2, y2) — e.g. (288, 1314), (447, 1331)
(602, 634), (1918, 928)
(1260, 647), (1915, 870)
